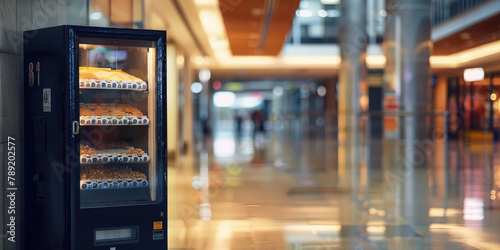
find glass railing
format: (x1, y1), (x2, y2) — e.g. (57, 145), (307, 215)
(285, 0), (385, 46)
(431, 0), (489, 26)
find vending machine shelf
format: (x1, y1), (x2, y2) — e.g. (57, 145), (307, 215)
(79, 115), (150, 125)
(79, 79), (147, 91)
(80, 154), (150, 164)
(80, 179), (149, 190)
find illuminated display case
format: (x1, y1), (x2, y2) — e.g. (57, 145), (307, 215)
(24, 26), (166, 250)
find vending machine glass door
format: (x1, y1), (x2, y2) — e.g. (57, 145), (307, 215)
(78, 37), (159, 208)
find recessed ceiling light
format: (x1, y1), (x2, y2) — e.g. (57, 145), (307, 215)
(249, 33), (259, 39)
(460, 33), (471, 40)
(320, 0), (341, 4)
(251, 8), (264, 16)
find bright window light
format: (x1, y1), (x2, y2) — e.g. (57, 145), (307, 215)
(199, 69), (211, 82)
(296, 10), (313, 17)
(273, 86), (284, 97)
(317, 86), (327, 97)
(200, 11), (224, 34)
(236, 96), (263, 108)
(318, 9), (328, 18)
(214, 138), (235, 157)
(90, 12), (103, 20)
(191, 82), (203, 93)
(463, 198), (484, 221)
(463, 67), (484, 82)
(213, 92), (236, 107)
(327, 9), (340, 17)
(321, 0), (341, 4)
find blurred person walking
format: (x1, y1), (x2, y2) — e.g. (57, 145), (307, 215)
(251, 109), (265, 143)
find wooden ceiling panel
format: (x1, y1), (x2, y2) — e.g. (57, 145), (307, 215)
(220, 0), (300, 56)
(262, 0), (300, 55)
(434, 13), (500, 55)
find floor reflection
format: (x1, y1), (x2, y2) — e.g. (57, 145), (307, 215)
(168, 123), (500, 249)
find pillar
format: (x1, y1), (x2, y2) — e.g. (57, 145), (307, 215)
(338, 0), (367, 192)
(384, 0), (432, 229)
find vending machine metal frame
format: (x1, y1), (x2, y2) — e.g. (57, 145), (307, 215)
(24, 25), (167, 250)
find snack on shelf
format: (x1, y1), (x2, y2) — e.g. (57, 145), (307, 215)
(81, 166), (147, 181)
(79, 67), (147, 90)
(131, 112), (143, 118)
(80, 151), (150, 164)
(80, 103), (144, 117)
(80, 145), (98, 156)
(80, 166), (149, 189)
(120, 148), (146, 157)
(80, 67), (144, 82)
(80, 109), (93, 116)
(80, 72), (98, 79)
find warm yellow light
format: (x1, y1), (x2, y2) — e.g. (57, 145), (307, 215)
(284, 225), (341, 232)
(455, 40), (500, 63)
(366, 226), (386, 233)
(491, 93), (497, 101)
(429, 40), (500, 69)
(209, 38), (229, 50)
(281, 55), (341, 65)
(199, 10), (224, 34)
(176, 55), (185, 66)
(194, 0), (218, 6)
(214, 50), (231, 59)
(220, 56), (277, 66)
(193, 55), (210, 66)
(360, 95), (369, 111)
(429, 208), (462, 217)
(430, 56), (459, 68)
(366, 220), (385, 226)
(430, 224), (462, 229)
(366, 55), (386, 68)
(369, 208), (377, 215)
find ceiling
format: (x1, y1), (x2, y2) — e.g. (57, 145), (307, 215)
(211, 67), (338, 80)
(219, 0), (300, 55)
(433, 13), (500, 56)
(145, 0), (500, 79)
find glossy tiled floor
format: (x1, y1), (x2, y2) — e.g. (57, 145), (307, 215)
(168, 122), (500, 249)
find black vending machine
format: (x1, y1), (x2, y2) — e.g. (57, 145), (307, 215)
(24, 26), (167, 250)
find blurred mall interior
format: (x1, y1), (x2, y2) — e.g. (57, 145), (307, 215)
(3, 0), (500, 249)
